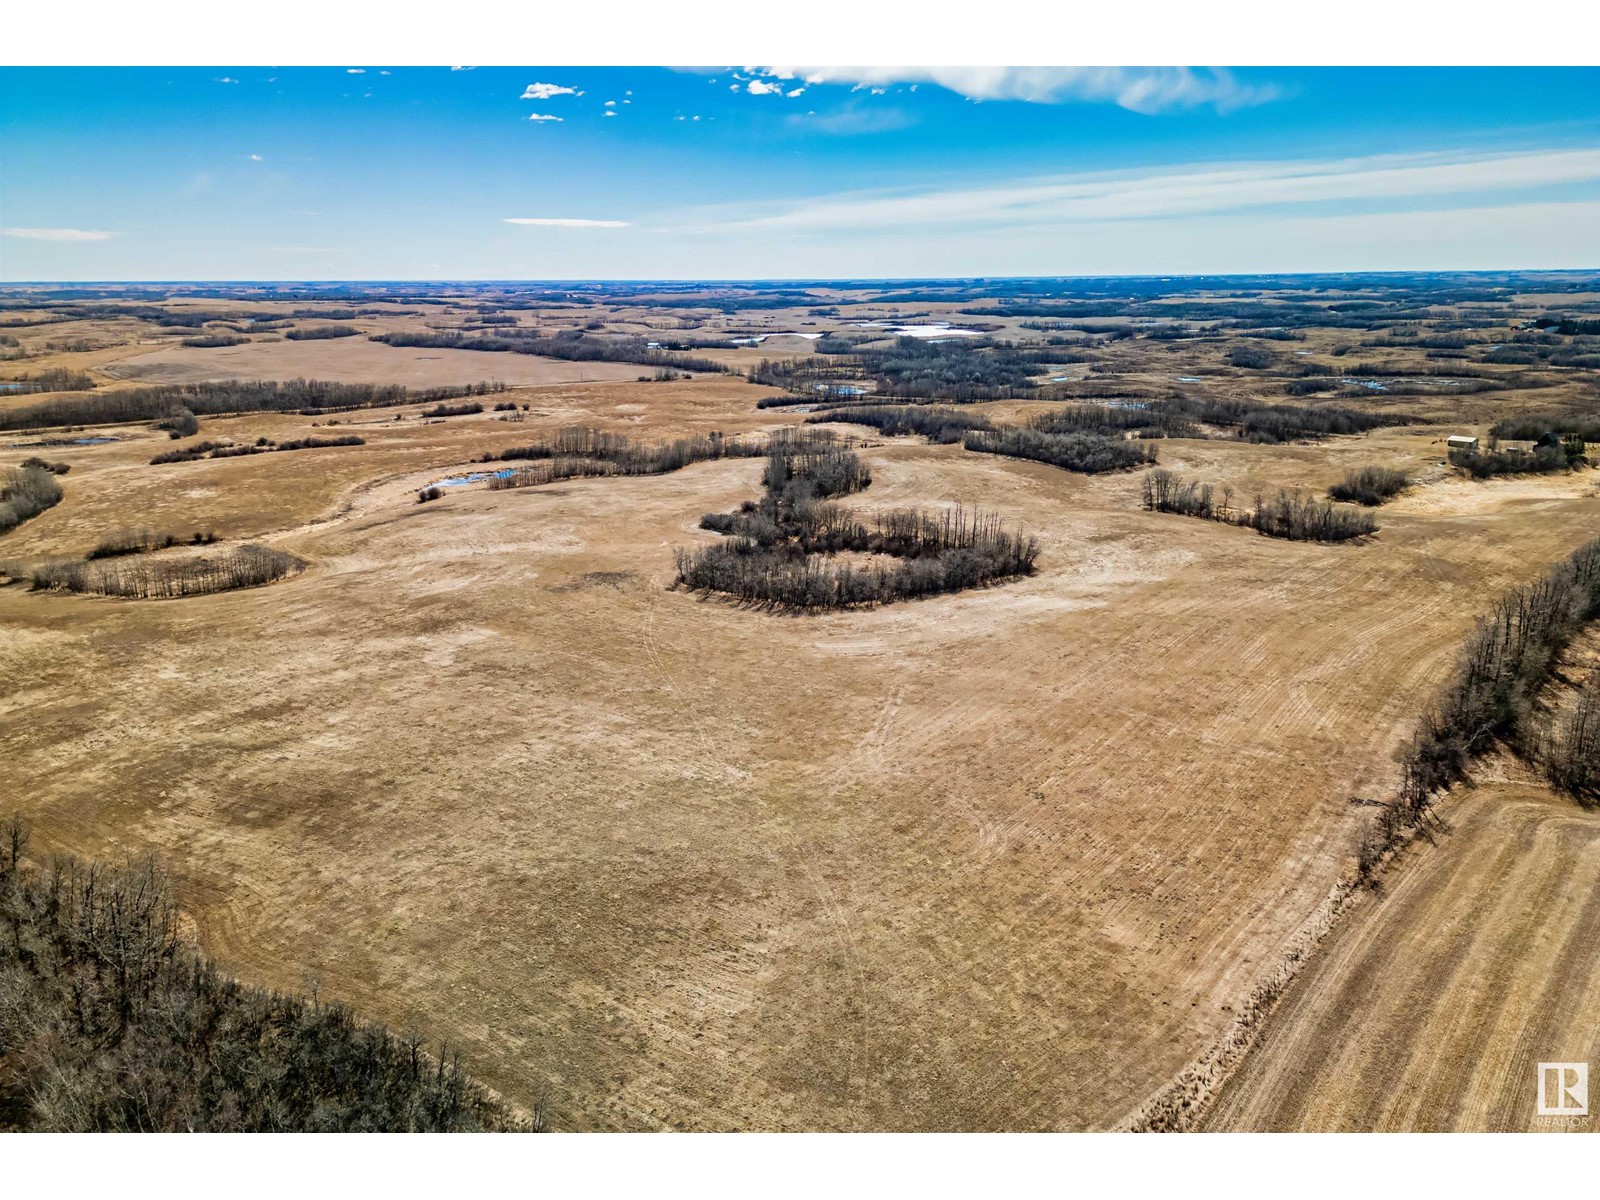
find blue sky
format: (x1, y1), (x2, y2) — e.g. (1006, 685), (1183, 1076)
(2, 66), (1598, 280)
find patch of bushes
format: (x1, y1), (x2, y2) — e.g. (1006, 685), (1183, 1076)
(1329, 465), (1409, 506)
(1141, 468), (1377, 542)
(421, 401), (484, 418)
(18, 457), (69, 475)
(0, 466), (64, 535)
(1489, 412), (1600, 443)
(417, 486), (443, 503)
(30, 543), (301, 599)
(180, 334), (249, 348)
(0, 821), (528, 1131)
(155, 408), (200, 438)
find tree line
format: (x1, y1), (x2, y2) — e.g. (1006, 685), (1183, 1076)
(150, 435), (364, 465)
(370, 330), (728, 374)
(1141, 468), (1378, 542)
(1398, 536), (1600, 819)
(0, 820), (531, 1131)
(0, 379), (506, 431)
(28, 543), (300, 599)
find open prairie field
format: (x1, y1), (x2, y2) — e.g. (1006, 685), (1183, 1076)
(4, 276), (1600, 1131)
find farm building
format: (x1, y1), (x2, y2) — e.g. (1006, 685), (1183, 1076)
(1446, 434), (1479, 453)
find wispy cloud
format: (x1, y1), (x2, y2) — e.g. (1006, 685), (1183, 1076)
(526, 113), (564, 123)
(2, 227), (116, 242)
(521, 82), (579, 101)
(787, 105), (915, 136)
(504, 217), (630, 228)
(707, 147), (1600, 233)
(346, 68), (365, 75)
(247, 153), (264, 162)
(214, 77), (239, 85)
(746, 66), (1280, 114)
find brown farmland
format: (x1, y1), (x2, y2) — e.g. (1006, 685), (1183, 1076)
(4, 282), (1600, 1131)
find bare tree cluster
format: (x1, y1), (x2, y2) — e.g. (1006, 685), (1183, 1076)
(963, 426), (1157, 474)
(0, 466), (64, 535)
(0, 820), (530, 1131)
(679, 431), (1038, 609)
(1399, 536), (1600, 817)
(1329, 465), (1409, 506)
(29, 544), (299, 599)
(1141, 468), (1377, 542)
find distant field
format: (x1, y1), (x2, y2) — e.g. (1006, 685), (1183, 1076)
(100, 337), (648, 388)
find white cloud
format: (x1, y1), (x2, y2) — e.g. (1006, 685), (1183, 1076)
(248, 153), (263, 162)
(3, 227), (116, 241)
(604, 111), (617, 118)
(604, 100), (616, 107)
(379, 70), (391, 76)
(786, 88), (805, 98)
(346, 68), (365, 74)
(711, 147), (1600, 233)
(504, 217), (630, 228)
(745, 66), (1279, 114)
(215, 77), (239, 84)
(526, 113), (564, 123)
(746, 79), (783, 96)
(521, 82), (577, 101)
(450, 66), (475, 72)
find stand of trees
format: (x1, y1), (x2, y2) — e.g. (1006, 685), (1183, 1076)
(370, 330), (728, 374)
(1141, 469), (1377, 542)
(0, 369), (97, 395)
(179, 334), (249, 348)
(805, 405), (993, 443)
(750, 337), (1059, 403)
(284, 325), (361, 340)
(679, 429), (1039, 609)
(1450, 441), (1586, 478)
(150, 435), (363, 465)
(1329, 465), (1410, 506)
(1546, 673), (1600, 804)
(0, 821), (529, 1131)
(963, 426), (1157, 474)
(1, 379), (506, 432)
(1489, 412), (1600, 443)
(1399, 537), (1600, 817)
(29, 544), (300, 599)
(0, 466), (64, 535)
(481, 426), (767, 486)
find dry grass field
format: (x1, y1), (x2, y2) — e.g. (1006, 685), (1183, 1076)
(3, 280), (1599, 1130)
